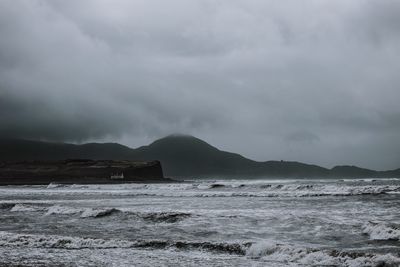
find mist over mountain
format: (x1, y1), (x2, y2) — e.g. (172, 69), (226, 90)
(1, 135), (399, 179)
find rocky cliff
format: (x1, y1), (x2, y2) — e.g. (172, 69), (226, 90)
(0, 159), (168, 185)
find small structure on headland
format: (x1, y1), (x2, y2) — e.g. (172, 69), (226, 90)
(110, 173), (124, 179)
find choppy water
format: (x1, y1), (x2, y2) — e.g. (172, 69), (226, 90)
(0, 178), (399, 267)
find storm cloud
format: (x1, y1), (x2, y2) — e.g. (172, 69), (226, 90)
(0, 0), (399, 169)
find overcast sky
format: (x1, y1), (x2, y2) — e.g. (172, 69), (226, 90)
(1, 0), (399, 169)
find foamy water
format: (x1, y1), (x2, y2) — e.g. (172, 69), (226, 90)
(0, 178), (399, 266)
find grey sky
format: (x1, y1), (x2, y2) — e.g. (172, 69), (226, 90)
(0, 0), (399, 170)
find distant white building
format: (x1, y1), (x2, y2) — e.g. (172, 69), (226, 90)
(110, 173), (124, 179)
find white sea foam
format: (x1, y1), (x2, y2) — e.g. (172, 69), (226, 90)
(362, 222), (400, 241)
(46, 183), (68, 189)
(0, 231), (134, 249)
(45, 205), (82, 216)
(247, 241), (400, 267)
(10, 204), (47, 212)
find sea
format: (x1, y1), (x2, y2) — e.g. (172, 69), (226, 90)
(0, 178), (399, 267)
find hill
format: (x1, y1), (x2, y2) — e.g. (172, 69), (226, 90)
(0, 135), (399, 178)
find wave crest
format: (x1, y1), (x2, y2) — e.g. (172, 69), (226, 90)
(80, 208), (120, 218)
(137, 212), (191, 223)
(10, 204), (48, 212)
(362, 222), (400, 241)
(247, 241), (400, 267)
(45, 205), (82, 216)
(0, 231), (248, 255)
(0, 231), (133, 249)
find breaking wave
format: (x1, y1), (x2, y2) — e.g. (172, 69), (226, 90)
(0, 231), (248, 255)
(45, 205), (82, 215)
(10, 203), (49, 212)
(79, 209), (191, 222)
(136, 212), (192, 223)
(147, 183), (399, 198)
(362, 222), (400, 241)
(4, 180), (399, 199)
(3, 184), (400, 200)
(46, 183), (70, 189)
(80, 208), (120, 218)
(121, 184), (400, 198)
(5, 203), (192, 222)
(134, 240), (250, 255)
(247, 241), (400, 267)
(0, 231), (134, 249)
(0, 232), (399, 266)
(197, 183), (226, 190)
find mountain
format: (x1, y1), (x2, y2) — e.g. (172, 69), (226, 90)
(0, 139), (135, 160)
(0, 135), (399, 178)
(129, 134), (259, 177)
(128, 135), (330, 178)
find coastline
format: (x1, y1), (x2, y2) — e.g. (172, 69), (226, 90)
(0, 159), (175, 186)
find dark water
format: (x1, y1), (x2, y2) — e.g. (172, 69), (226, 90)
(0, 178), (399, 266)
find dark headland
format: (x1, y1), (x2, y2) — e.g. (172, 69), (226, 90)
(0, 134), (399, 182)
(0, 159), (172, 185)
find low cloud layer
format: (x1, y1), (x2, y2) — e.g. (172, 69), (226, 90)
(1, 0), (399, 169)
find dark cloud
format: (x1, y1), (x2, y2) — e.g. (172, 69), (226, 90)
(285, 131), (320, 143)
(0, 0), (399, 169)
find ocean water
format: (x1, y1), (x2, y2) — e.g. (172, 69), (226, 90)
(0, 178), (399, 267)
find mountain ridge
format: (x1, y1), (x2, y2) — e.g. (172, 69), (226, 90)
(0, 136), (399, 178)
